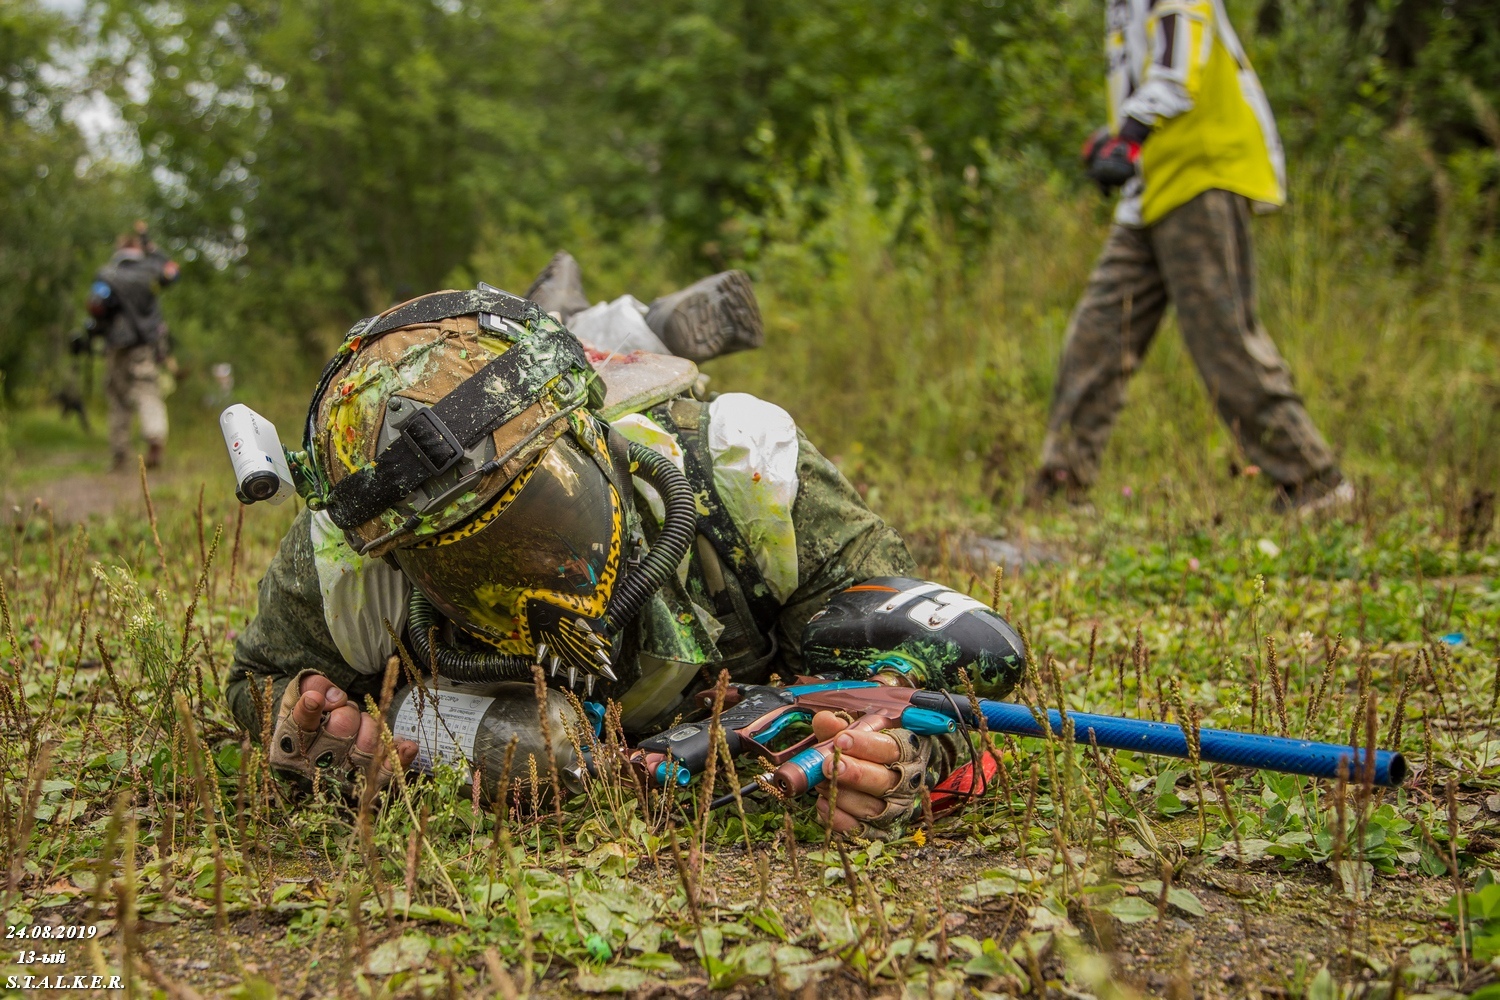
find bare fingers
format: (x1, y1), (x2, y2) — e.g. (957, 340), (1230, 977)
(290, 673), (347, 732)
(353, 712), (419, 769)
(816, 787), (890, 832)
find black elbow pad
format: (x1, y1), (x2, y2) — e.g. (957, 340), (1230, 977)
(800, 577), (1026, 699)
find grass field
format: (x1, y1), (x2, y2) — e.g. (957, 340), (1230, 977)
(2, 177), (1499, 999)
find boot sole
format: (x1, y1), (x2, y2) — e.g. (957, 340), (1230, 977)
(646, 270), (763, 362)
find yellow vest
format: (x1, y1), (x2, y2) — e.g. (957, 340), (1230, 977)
(1108, 0), (1286, 226)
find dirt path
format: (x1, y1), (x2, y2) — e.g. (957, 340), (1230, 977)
(3, 466), (151, 526)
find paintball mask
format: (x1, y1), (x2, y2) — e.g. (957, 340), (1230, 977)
(221, 286), (699, 691)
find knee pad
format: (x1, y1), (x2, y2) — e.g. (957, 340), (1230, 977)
(800, 577), (1026, 698)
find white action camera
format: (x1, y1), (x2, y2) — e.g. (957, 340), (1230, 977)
(220, 403), (295, 505)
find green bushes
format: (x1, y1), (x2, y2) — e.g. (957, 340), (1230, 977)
(0, 0), (1496, 518)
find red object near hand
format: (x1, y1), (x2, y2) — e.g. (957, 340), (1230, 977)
(1082, 121), (1146, 191)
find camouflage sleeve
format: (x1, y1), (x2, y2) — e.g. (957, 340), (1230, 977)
(776, 429), (917, 667)
(925, 729), (968, 794)
(225, 508), (376, 738)
(777, 433), (970, 789)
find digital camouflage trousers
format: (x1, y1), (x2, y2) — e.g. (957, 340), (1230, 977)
(105, 344), (167, 458)
(1039, 189), (1338, 490)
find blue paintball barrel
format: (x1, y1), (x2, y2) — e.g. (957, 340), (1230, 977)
(960, 698), (1406, 787)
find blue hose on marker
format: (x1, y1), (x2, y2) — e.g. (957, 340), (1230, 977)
(970, 700), (1406, 787)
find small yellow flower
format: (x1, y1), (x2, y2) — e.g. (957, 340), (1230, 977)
(912, 828), (927, 847)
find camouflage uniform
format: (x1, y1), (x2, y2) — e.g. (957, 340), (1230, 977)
(96, 247), (177, 463)
(227, 407), (971, 802)
(1039, 189), (1339, 492)
(104, 345), (168, 459)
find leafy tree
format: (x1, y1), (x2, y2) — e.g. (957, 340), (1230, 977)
(533, 0), (1101, 255)
(96, 0), (553, 337)
(0, 0), (127, 399)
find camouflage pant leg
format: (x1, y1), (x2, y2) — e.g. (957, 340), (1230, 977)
(1039, 224), (1171, 486)
(1151, 190), (1338, 488)
(105, 345), (167, 456)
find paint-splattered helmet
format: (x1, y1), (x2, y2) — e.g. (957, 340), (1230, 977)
(296, 287), (650, 687)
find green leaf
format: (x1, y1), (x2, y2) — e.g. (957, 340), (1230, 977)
(1105, 896), (1158, 924)
(625, 922), (662, 954)
(228, 977), (277, 1000)
(625, 953), (680, 973)
(749, 907), (788, 941)
(575, 967), (651, 993)
(962, 949), (1026, 979)
(364, 934), (431, 976)
(1472, 882), (1500, 919)
(469, 880), (509, 909)
(810, 897), (857, 947)
(1306, 966), (1337, 1000)
(1472, 932), (1500, 964)
(694, 925), (724, 961)
(402, 904), (465, 926)
(958, 876), (1022, 901)
(1266, 842), (1314, 861)
(1334, 861), (1373, 899)
(1215, 838), (1272, 862)
(1166, 888), (1205, 917)
(773, 948), (840, 991)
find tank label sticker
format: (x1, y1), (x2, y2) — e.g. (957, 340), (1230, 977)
(392, 689), (497, 773)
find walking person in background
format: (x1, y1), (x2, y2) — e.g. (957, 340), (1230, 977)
(1029, 0), (1350, 513)
(88, 220), (179, 470)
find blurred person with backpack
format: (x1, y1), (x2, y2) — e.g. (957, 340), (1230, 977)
(87, 220), (179, 470)
(1030, 0), (1349, 513)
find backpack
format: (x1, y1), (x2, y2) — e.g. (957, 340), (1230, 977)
(85, 279), (117, 322)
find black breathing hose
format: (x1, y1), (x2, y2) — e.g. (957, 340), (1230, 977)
(602, 442), (698, 633)
(404, 439), (700, 683)
(406, 589), (536, 683)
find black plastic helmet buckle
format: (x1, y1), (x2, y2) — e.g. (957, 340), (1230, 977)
(398, 406), (464, 477)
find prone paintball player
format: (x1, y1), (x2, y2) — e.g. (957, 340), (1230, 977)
(86, 221), (180, 470)
(224, 264), (1025, 839)
(1031, 0), (1350, 513)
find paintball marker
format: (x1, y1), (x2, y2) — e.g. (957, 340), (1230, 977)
(630, 680), (1407, 810)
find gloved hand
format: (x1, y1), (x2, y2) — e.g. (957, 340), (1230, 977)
(268, 670), (419, 793)
(1081, 121), (1147, 192)
(810, 710), (932, 840)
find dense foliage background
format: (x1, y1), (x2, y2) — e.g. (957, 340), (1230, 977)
(2, 0), (1498, 512)
(3, 6), (1500, 993)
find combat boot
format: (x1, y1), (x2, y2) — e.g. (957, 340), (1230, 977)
(525, 251), (591, 324)
(645, 270), (763, 362)
(1023, 466), (1091, 509)
(1272, 470), (1354, 516)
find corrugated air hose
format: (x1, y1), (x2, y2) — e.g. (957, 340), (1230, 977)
(601, 441), (698, 634)
(406, 588), (536, 683)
